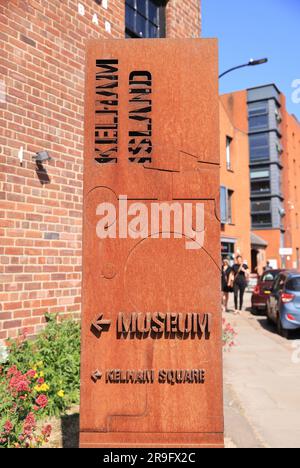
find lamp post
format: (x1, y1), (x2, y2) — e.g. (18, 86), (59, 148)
(219, 58), (268, 79)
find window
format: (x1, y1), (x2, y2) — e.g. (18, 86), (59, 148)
(251, 200), (271, 213)
(228, 190), (233, 224)
(251, 199), (272, 227)
(226, 136), (232, 170)
(249, 133), (270, 162)
(250, 169), (270, 179)
(251, 213), (272, 227)
(220, 187), (234, 224)
(125, 0), (166, 38)
(286, 277), (300, 292)
(248, 101), (269, 131)
(251, 180), (270, 194)
(273, 274), (286, 292)
(221, 241), (235, 261)
(220, 186), (227, 224)
(262, 271), (277, 282)
(250, 168), (271, 194)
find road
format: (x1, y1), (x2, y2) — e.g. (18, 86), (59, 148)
(224, 292), (300, 448)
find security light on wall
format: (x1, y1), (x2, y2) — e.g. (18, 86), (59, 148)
(33, 151), (52, 163)
(279, 208), (286, 217)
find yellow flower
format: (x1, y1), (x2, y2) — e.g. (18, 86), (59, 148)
(57, 390), (65, 398)
(34, 383), (50, 392)
(36, 361), (43, 368)
(39, 371), (44, 377)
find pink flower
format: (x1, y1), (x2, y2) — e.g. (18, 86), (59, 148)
(36, 394), (48, 408)
(8, 368), (31, 394)
(42, 424), (52, 438)
(26, 369), (36, 379)
(23, 412), (36, 435)
(7, 366), (18, 377)
(3, 421), (13, 433)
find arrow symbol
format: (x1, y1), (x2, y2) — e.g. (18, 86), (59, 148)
(91, 370), (102, 383)
(91, 314), (111, 334)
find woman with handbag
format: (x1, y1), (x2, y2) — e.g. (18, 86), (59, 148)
(232, 255), (249, 314)
(221, 258), (233, 312)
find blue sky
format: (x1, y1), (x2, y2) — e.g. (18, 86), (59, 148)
(202, 0), (300, 119)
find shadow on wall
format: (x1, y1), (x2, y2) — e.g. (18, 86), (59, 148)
(35, 161), (51, 185)
(61, 413), (80, 448)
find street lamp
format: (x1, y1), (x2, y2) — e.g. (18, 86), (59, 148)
(219, 58), (268, 79)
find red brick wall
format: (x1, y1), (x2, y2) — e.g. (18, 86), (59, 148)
(0, 1), (201, 341)
(166, 0), (201, 38)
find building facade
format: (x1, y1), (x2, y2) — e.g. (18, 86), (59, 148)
(248, 84), (285, 270)
(220, 84), (300, 274)
(0, 0), (201, 341)
(220, 91), (251, 266)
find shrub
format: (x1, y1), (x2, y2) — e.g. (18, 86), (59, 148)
(3, 315), (81, 417)
(0, 365), (52, 448)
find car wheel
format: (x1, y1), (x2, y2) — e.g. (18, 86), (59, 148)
(277, 315), (290, 339)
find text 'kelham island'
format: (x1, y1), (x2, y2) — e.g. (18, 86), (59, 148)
(94, 59), (152, 165)
(116, 312), (212, 339)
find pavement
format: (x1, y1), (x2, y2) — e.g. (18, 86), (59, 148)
(223, 291), (300, 448)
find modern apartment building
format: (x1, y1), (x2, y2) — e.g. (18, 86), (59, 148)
(248, 84), (286, 269)
(220, 84), (300, 273)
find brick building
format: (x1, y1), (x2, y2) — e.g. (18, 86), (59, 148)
(0, 0), (201, 340)
(220, 84), (300, 274)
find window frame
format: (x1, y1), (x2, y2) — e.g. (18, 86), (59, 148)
(226, 136), (233, 171)
(251, 212), (272, 228)
(125, 0), (166, 39)
(250, 168), (271, 195)
(248, 101), (269, 132)
(249, 132), (270, 162)
(220, 186), (234, 225)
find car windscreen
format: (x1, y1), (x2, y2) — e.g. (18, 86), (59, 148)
(262, 271), (278, 282)
(286, 277), (300, 292)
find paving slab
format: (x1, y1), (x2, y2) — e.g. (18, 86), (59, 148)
(224, 293), (300, 448)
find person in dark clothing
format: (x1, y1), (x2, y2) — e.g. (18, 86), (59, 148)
(232, 255), (249, 314)
(221, 258), (233, 312)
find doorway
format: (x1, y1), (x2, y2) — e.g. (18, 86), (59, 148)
(251, 248), (259, 274)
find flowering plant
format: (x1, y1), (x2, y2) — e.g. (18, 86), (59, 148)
(0, 365), (52, 448)
(4, 315), (80, 417)
(222, 319), (237, 351)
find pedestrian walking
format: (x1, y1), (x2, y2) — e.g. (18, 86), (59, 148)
(232, 255), (249, 314)
(263, 261), (273, 272)
(221, 258), (233, 312)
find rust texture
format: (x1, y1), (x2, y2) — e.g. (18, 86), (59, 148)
(80, 38), (223, 448)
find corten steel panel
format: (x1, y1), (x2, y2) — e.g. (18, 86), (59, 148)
(80, 38), (223, 448)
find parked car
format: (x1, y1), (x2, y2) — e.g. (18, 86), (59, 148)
(266, 271), (300, 338)
(251, 269), (283, 314)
